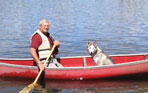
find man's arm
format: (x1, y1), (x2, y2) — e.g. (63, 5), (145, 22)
(30, 48), (45, 71)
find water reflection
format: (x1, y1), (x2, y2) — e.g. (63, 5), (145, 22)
(1, 77), (148, 92)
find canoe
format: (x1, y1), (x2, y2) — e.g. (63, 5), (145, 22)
(0, 53), (148, 80)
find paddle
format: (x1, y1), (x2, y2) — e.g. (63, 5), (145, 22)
(19, 44), (56, 93)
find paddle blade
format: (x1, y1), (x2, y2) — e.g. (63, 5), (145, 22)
(19, 83), (38, 93)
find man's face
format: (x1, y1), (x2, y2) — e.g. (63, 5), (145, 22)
(40, 22), (50, 34)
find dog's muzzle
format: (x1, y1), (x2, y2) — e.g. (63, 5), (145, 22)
(90, 52), (93, 55)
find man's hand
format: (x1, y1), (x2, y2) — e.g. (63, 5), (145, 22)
(38, 63), (45, 71)
(54, 40), (60, 47)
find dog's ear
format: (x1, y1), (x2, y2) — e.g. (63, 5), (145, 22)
(87, 41), (91, 46)
(94, 41), (98, 47)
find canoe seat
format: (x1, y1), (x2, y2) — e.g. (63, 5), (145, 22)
(83, 57), (87, 67)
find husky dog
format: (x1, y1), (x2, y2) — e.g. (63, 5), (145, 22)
(87, 41), (114, 66)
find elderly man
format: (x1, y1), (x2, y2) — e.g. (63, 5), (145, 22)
(30, 19), (62, 71)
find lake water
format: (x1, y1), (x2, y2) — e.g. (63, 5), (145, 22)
(0, 0), (148, 92)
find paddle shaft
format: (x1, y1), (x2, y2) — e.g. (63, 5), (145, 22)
(33, 44), (56, 84)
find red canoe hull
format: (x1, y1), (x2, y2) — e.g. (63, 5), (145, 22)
(0, 53), (148, 80)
